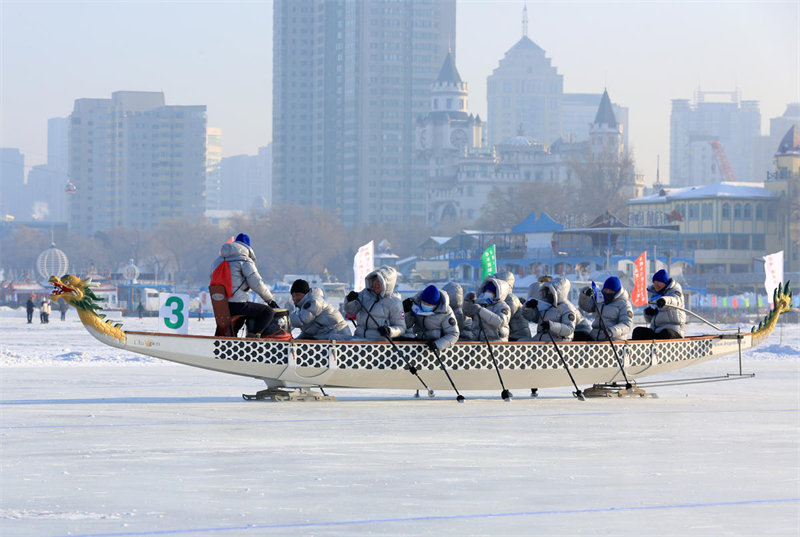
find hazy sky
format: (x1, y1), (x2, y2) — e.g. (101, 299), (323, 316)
(1, 0), (798, 185)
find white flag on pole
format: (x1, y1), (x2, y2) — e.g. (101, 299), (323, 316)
(763, 250), (784, 305)
(353, 240), (375, 292)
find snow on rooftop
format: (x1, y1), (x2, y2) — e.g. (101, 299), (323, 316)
(631, 182), (776, 204)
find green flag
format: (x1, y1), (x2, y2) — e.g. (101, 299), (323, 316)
(745, 298), (750, 308)
(722, 297), (728, 307)
(480, 245), (497, 280)
(758, 297), (763, 307)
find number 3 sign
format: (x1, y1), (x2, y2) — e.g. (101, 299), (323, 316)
(159, 293), (190, 334)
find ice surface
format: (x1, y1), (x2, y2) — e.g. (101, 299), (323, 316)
(1, 309), (798, 536)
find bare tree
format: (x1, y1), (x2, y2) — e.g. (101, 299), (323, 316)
(477, 181), (569, 231)
(567, 145), (636, 218)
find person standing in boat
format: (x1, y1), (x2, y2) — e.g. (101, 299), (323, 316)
(402, 285), (459, 350)
(288, 279), (352, 340)
(493, 271), (531, 341)
(442, 282), (473, 340)
(344, 266), (405, 340)
(59, 298), (68, 321)
(210, 233), (277, 339)
(632, 269), (686, 340)
(521, 276), (577, 342)
(462, 277), (512, 342)
(577, 276), (633, 341)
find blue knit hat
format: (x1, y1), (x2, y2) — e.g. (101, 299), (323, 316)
(420, 285), (440, 306)
(235, 233), (250, 247)
(603, 276), (622, 293)
(652, 269), (669, 284)
(484, 281), (497, 295)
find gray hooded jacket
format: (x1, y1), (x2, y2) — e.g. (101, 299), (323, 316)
(645, 279), (686, 337)
(210, 241), (273, 304)
(526, 282), (591, 335)
(290, 287), (351, 340)
(522, 277), (577, 342)
(343, 266), (405, 339)
(493, 271), (531, 341)
(578, 286), (634, 341)
(462, 277), (512, 342)
(442, 282), (473, 340)
(404, 290), (459, 351)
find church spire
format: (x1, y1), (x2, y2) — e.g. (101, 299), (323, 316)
(522, 5), (528, 37)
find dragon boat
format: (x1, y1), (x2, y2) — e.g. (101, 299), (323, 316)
(49, 275), (792, 401)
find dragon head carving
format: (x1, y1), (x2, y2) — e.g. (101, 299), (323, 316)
(49, 275), (125, 344)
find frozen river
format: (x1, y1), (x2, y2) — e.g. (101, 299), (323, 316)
(1, 309), (798, 536)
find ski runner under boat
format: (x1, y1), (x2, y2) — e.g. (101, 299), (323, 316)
(48, 275), (792, 402)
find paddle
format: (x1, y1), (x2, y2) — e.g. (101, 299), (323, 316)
(475, 314), (512, 401)
(546, 330), (584, 401)
(589, 292), (633, 391)
(430, 344), (466, 403)
(356, 298), (434, 397)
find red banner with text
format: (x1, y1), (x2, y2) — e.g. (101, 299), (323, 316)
(631, 252), (647, 307)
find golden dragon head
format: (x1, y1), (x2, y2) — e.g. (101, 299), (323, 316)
(49, 275), (125, 343)
(752, 280), (793, 336)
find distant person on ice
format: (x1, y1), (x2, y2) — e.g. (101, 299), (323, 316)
(577, 276), (634, 341)
(632, 269), (686, 340)
(210, 233), (278, 339)
(197, 301), (204, 321)
(26, 297), (35, 324)
(402, 284), (459, 351)
(287, 279), (351, 340)
(344, 266), (405, 340)
(59, 298), (68, 321)
(137, 302), (144, 319)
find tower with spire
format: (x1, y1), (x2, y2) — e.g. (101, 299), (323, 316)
(589, 89), (623, 162)
(486, 6), (563, 149)
(416, 51), (483, 190)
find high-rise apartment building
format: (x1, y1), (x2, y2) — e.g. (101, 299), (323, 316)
(68, 91), (207, 235)
(205, 127), (223, 211)
(486, 8), (563, 149)
(219, 144), (272, 213)
(272, 0), (456, 226)
(669, 89), (761, 187)
(0, 148), (25, 220)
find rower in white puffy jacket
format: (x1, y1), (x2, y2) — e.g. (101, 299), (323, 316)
(577, 276), (634, 341)
(632, 269), (686, 340)
(521, 276), (577, 342)
(343, 266), (405, 340)
(288, 279), (352, 340)
(462, 278), (511, 342)
(402, 285), (459, 351)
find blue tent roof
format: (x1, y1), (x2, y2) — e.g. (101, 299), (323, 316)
(512, 212), (564, 233)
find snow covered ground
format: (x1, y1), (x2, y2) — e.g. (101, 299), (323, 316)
(1, 307), (799, 536)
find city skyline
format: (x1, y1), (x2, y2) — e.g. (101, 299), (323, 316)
(1, 1), (797, 186)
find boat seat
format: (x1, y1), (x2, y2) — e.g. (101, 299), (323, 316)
(209, 285), (246, 337)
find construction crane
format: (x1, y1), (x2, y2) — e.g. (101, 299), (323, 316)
(709, 140), (737, 182)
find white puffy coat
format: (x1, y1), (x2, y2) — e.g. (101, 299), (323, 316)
(210, 241), (273, 304)
(290, 288), (351, 340)
(343, 266), (405, 340)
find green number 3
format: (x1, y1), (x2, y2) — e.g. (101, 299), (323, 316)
(164, 296), (184, 329)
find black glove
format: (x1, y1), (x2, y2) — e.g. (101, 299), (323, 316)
(464, 291), (477, 303)
(267, 300), (279, 309)
(426, 340), (438, 351)
(644, 306), (658, 316)
(525, 298), (538, 309)
(582, 287), (593, 297)
(541, 321), (550, 331)
(347, 291), (359, 302)
(403, 298), (414, 313)
(377, 326), (390, 338)
(656, 298), (666, 308)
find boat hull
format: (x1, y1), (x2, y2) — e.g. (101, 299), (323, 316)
(121, 331), (753, 391)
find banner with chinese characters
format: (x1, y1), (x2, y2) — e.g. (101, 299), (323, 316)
(480, 245), (497, 281)
(631, 252), (647, 306)
(763, 251), (784, 306)
(353, 241), (374, 292)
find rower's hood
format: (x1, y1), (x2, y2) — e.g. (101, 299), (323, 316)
(478, 277), (510, 303)
(442, 282), (463, 308)
(541, 277), (570, 307)
(365, 266), (398, 298)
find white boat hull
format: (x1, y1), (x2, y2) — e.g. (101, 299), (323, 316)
(120, 331), (754, 391)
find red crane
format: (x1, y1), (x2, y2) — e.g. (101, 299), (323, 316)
(709, 141), (737, 182)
